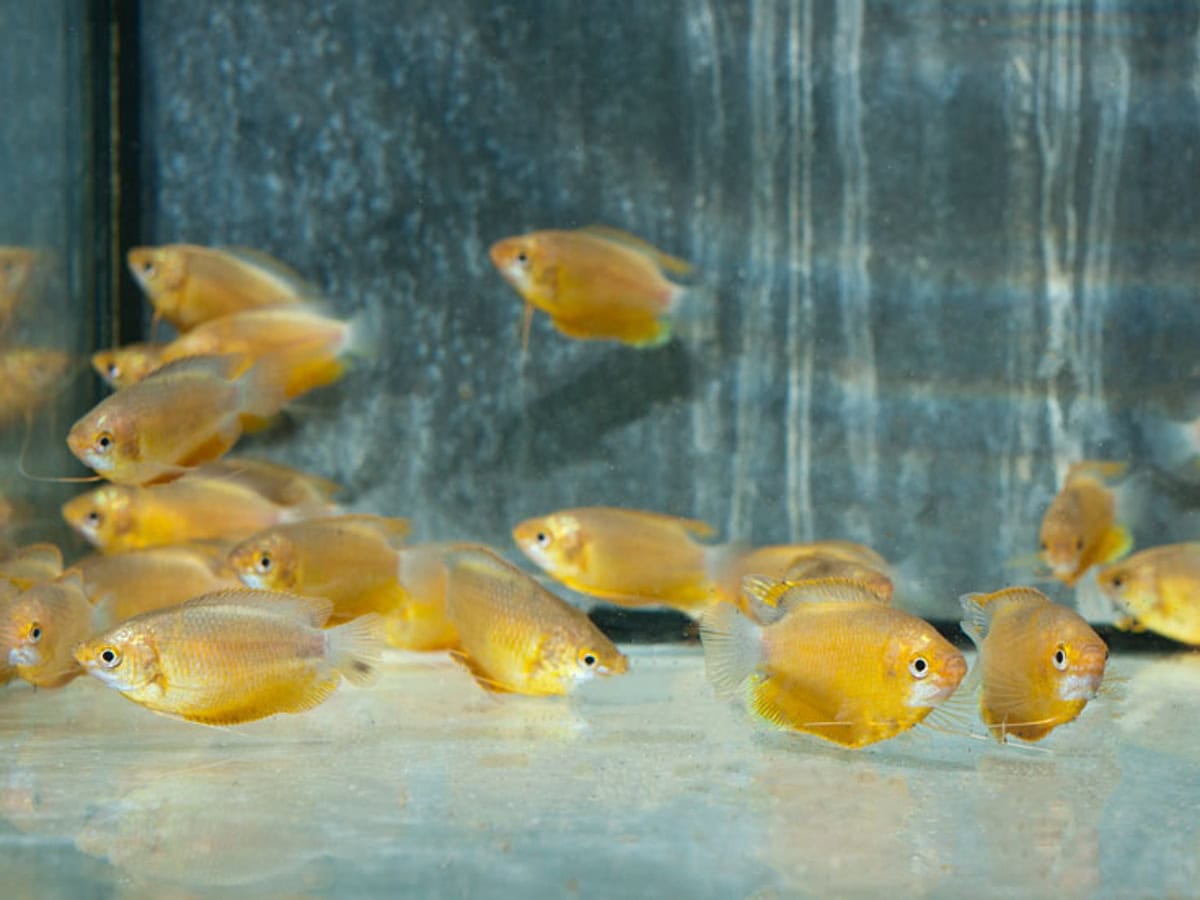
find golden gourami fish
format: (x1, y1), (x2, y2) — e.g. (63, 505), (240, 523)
(0, 247), (37, 334)
(73, 590), (382, 725)
(127, 244), (310, 331)
(66, 354), (285, 485)
(90, 343), (166, 389)
(1039, 461), (1132, 586)
(489, 226), (692, 347)
(154, 306), (367, 401)
(0, 543), (64, 590)
(62, 467), (336, 553)
(227, 515), (412, 624)
(74, 545), (242, 626)
(1, 571), (94, 688)
(0, 346), (72, 427)
(1096, 543), (1200, 645)
(708, 540), (892, 609)
(443, 546), (628, 696)
(513, 507), (717, 616)
(701, 578), (966, 748)
(959, 587), (1108, 742)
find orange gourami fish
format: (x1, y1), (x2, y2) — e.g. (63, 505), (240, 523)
(1096, 543), (1200, 645)
(74, 545), (241, 626)
(701, 578), (966, 748)
(708, 541), (891, 609)
(0, 347), (72, 427)
(0, 543), (64, 590)
(91, 343), (166, 389)
(1, 572), (94, 688)
(444, 546), (628, 695)
(156, 306), (366, 401)
(1039, 461), (1132, 586)
(127, 244), (310, 331)
(62, 469), (334, 553)
(227, 515), (411, 624)
(0, 247), (37, 334)
(73, 590), (382, 725)
(66, 355), (284, 485)
(959, 587), (1108, 742)
(489, 226), (692, 347)
(513, 507), (716, 615)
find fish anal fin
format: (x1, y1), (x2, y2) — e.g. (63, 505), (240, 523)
(449, 650), (517, 694)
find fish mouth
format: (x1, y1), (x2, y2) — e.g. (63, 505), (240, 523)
(235, 572), (268, 590)
(600, 655), (630, 676)
(8, 646), (39, 667)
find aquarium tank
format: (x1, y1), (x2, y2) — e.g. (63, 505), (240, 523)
(1, 1), (1198, 897)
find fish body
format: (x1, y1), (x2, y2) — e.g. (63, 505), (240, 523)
(702, 579), (966, 748)
(1, 572), (94, 688)
(227, 515), (411, 623)
(959, 587), (1108, 742)
(1039, 461), (1132, 586)
(127, 244), (309, 331)
(444, 547), (627, 695)
(62, 469), (331, 553)
(0, 247), (37, 334)
(1096, 543), (1200, 645)
(0, 347), (72, 426)
(708, 541), (891, 609)
(91, 343), (166, 389)
(157, 307), (359, 401)
(66, 355), (284, 484)
(73, 590), (381, 725)
(513, 507), (715, 615)
(489, 227), (690, 347)
(74, 545), (241, 626)
(0, 543), (64, 590)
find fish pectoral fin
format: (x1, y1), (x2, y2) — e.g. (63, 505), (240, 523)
(449, 650), (517, 694)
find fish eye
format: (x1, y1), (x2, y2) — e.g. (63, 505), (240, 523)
(98, 647), (121, 668)
(535, 532), (550, 548)
(84, 510), (102, 526)
(106, 362), (120, 378)
(1110, 574), (1124, 588)
(909, 657), (929, 679)
(580, 651), (597, 668)
(516, 251), (529, 264)
(1039, 540), (1048, 552)
(140, 260), (155, 276)
(28, 624), (41, 643)
(1075, 537), (1084, 551)
(1052, 646), (1067, 670)
(255, 553), (273, 573)
(95, 431), (113, 453)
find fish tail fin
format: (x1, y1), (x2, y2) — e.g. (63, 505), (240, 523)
(1071, 568), (1124, 623)
(699, 602), (763, 699)
(701, 542), (748, 605)
(327, 613), (385, 686)
(344, 303), (385, 363)
(237, 361), (289, 420)
(664, 281), (717, 346)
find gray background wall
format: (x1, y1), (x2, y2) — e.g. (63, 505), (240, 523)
(130, 1), (1200, 619)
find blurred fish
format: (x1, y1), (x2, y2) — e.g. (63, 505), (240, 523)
(74, 590), (382, 725)
(128, 244), (310, 331)
(0, 346), (72, 427)
(489, 226), (692, 347)
(444, 546), (628, 695)
(701, 578), (966, 748)
(708, 540), (891, 609)
(66, 354), (285, 485)
(155, 306), (370, 401)
(0, 247), (37, 335)
(62, 467), (335, 553)
(0, 543), (63, 589)
(0, 580), (17, 684)
(387, 542), (465, 651)
(1, 571), (94, 688)
(1039, 461), (1133, 586)
(959, 587), (1108, 742)
(202, 456), (341, 507)
(1096, 543), (1200, 645)
(90, 342), (166, 389)
(227, 515), (411, 624)
(74, 545), (241, 626)
(513, 507), (717, 616)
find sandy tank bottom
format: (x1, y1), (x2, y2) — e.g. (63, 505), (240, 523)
(0, 646), (1196, 898)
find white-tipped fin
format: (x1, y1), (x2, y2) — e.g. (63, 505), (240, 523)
(327, 613), (384, 686)
(958, 593), (992, 647)
(699, 602), (764, 699)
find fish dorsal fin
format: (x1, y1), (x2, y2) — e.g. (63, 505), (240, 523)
(740, 576), (792, 625)
(220, 246), (324, 300)
(744, 575), (880, 620)
(179, 588), (333, 627)
(958, 587), (1050, 645)
(143, 352), (248, 383)
(1065, 460), (1128, 486)
(327, 514), (411, 550)
(54, 569), (87, 596)
(0, 543), (64, 579)
(577, 225), (694, 276)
